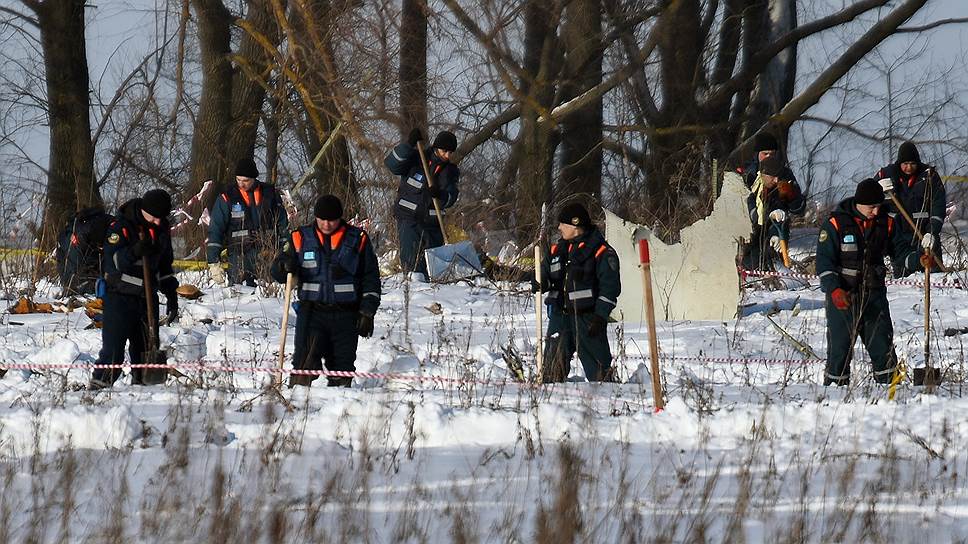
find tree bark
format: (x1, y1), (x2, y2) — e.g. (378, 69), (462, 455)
(30, 0), (99, 245)
(399, 0), (428, 135)
(558, 0), (604, 212)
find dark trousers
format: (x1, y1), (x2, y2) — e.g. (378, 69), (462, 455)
(397, 218), (444, 275)
(743, 219), (789, 270)
(824, 287), (898, 385)
(292, 303), (359, 384)
(228, 247), (258, 286)
(542, 310), (611, 383)
(93, 291), (157, 384)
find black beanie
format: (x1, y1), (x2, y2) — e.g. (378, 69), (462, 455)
(557, 202), (592, 229)
(896, 141), (920, 164)
(313, 194), (343, 220)
(141, 189), (172, 218)
(432, 131), (458, 152)
(759, 155), (782, 176)
(754, 132), (779, 152)
(854, 178), (885, 205)
(235, 158), (259, 179)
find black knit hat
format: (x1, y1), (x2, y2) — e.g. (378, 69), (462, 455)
(854, 178), (885, 205)
(432, 131), (458, 152)
(897, 141), (920, 164)
(141, 189), (172, 218)
(557, 202), (591, 228)
(235, 158), (259, 179)
(754, 132), (779, 152)
(759, 154), (782, 177)
(313, 194), (343, 220)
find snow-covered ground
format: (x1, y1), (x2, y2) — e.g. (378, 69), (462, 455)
(2, 267), (968, 542)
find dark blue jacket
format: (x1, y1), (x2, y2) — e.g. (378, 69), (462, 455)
(102, 199), (178, 297)
(876, 162), (946, 241)
(384, 142), (459, 226)
(271, 222), (381, 315)
(741, 160), (806, 222)
(540, 227), (620, 318)
(207, 181), (288, 263)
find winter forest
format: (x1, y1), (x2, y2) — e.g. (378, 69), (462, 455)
(2, 0), (968, 542)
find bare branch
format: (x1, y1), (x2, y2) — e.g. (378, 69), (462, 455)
(897, 17), (968, 33)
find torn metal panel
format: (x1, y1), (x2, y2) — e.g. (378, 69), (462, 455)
(606, 172), (752, 322)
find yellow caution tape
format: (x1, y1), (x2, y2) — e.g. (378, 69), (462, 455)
(943, 175), (968, 183)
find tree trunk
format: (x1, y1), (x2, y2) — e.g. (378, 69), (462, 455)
(743, 0), (798, 151)
(187, 0), (233, 208)
(399, 0), (428, 135)
(558, 0), (604, 213)
(32, 0), (99, 245)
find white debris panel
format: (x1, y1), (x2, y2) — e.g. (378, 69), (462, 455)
(606, 172), (751, 322)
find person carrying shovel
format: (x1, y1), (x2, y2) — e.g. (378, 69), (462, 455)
(743, 153), (805, 271)
(270, 195), (381, 388)
(90, 189), (178, 389)
(384, 128), (460, 279)
(876, 141), (947, 277)
(533, 202), (621, 383)
(816, 178), (928, 386)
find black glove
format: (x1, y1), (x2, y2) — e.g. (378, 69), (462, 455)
(428, 184), (446, 200)
(131, 238), (158, 258)
(530, 275), (547, 293)
(407, 127), (423, 147)
(282, 253), (300, 274)
(587, 314), (606, 337)
(164, 291), (178, 324)
(357, 312), (375, 338)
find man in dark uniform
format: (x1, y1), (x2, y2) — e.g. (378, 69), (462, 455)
(208, 158), (289, 286)
(91, 189), (178, 388)
(876, 141), (946, 277)
(271, 195), (381, 388)
(534, 203), (621, 383)
(742, 149), (806, 271)
(816, 178), (924, 386)
(384, 128), (460, 277)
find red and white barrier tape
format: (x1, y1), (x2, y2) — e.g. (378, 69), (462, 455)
(741, 268), (962, 290)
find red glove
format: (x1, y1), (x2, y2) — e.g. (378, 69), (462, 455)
(776, 181), (800, 202)
(830, 288), (851, 310)
(920, 253), (938, 270)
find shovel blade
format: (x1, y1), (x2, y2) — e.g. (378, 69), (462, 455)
(913, 366), (941, 387)
(140, 349), (169, 385)
(425, 240), (483, 282)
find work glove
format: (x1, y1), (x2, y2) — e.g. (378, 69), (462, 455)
(921, 233), (935, 251)
(428, 184), (446, 200)
(164, 291), (179, 324)
(776, 181), (800, 202)
(769, 236), (783, 252)
(768, 209), (787, 223)
(208, 263), (227, 286)
(407, 127), (423, 147)
(587, 313), (606, 338)
(131, 238), (159, 258)
(357, 311), (375, 338)
(830, 288), (851, 311)
(530, 275), (548, 293)
(920, 253), (938, 270)
(878, 177), (894, 193)
(282, 253), (300, 274)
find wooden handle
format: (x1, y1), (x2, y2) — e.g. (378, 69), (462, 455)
(534, 245), (544, 383)
(277, 272), (296, 385)
(415, 142), (449, 245)
(638, 239), (664, 411)
(779, 239), (791, 268)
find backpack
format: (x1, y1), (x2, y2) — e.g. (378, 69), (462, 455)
(56, 207), (114, 296)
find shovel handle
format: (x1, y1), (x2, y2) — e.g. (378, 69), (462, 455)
(534, 245), (544, 383)
(779, 239), (791, 268)
(638, 239), (664, 411)
(277, 272), (296, 385)
(416, 142), (450, 245)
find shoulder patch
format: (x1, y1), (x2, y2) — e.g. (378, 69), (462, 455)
(108, 233), (121, 244)
(818, 230), (828, 243)
(607, 255), (619, 272)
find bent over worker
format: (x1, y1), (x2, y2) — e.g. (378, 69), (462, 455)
(535, 202), (621, 382)
(384, 128), (460, 277)
(816, 177), (927, 386)
(208, 158), (288, 286)
(91, 189), (178, 389)
(271, 195), (381, 387)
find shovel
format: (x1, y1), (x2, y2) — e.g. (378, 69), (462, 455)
(913, 247), (940, 388)
(277, 272), (296, 387)
(140, 231), (168, 385)
(415, 142), (482, 282)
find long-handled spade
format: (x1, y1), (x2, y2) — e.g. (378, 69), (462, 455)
(913, 247), (940, 388)
(141, 233), (168, 385)
(277, 272), (296, 387)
